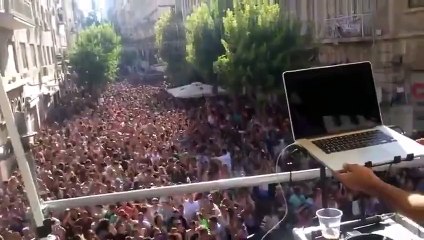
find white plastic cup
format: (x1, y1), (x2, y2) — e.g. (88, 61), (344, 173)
(316, 208), (343, 239)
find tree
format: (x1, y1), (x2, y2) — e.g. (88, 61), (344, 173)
(185, 2), (225, 84)
(214, 0), (316, 95)
(155, 10), (195, 87)
(83, 11), (100, 28)
(121, 50), (137, 67)
(70, 23), (122, 94)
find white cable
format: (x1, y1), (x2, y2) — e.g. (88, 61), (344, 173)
(261, 143), (297, 240)
(275, 143), (297, 173)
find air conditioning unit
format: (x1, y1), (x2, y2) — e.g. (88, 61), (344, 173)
(391, 54), (403, 66)
(42, 66), (49, 76)
(9, 76), (17, 84)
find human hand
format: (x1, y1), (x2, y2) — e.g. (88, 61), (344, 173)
(334, 164), (383, 196)
(417, 138), (424, 145)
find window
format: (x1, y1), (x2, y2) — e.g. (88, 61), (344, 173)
(30, 44), (37, 67)
(295, 0), (301, 18)
(50, 47), (55, 63)
(409, 0), (424, 8)
(43, 47), (48, 65)
(46, 47), (49, 64)
(37, 45), (43, 66)
(19, 43), (28, 69)
(351, 0), (359, 14)
(48, 47), (52, 64)
(11, 42), (19, 73)
(362, 0), (372, 13)
(307, 0), (315, 21)
(336, 0), (343, 16)
(326, 0), (333, 18)
(47, 47), (53, 64)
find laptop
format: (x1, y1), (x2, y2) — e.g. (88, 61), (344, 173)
(283, 62), (424, 171)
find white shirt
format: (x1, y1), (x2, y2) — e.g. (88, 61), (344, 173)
(352, 200), (360, 216)
(217, 152), (232, 171)
(208, 115), (216, 125)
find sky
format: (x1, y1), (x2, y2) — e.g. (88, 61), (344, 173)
(78, 0), (105, 15)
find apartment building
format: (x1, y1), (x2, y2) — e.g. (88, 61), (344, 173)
(171, 0), (424, 132)
(180, 0), (204, 20)
(110, 0), (176, 71)
(0, 0), (76, 180)
(292, 0), (424, 133)
(60, 0), (83, 47)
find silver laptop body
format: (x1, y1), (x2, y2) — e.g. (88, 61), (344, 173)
(283, 62), (424, 171)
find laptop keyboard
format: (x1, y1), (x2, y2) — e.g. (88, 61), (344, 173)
(312, 130), (397, 154)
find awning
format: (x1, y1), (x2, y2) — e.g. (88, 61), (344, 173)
(43, 82), (60, 95)
(23, 85), (40, 99)
(167, 82), (226, 98)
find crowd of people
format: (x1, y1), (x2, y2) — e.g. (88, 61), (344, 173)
(1, 81), (424, 240)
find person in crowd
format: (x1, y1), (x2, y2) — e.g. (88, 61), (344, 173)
(2, 80), (424, 240)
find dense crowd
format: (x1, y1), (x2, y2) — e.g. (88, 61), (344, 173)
(0, 82), (290, 240)
(1, 82), (424, 240)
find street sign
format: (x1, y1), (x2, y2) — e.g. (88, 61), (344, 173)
(412, 82), (424, 100)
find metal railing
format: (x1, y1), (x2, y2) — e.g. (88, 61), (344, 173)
(322, 13), (373, 39)
(0, 0), (4, 12)
(8, 0), (34, 24)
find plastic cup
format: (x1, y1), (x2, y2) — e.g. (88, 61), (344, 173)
(316, 208), (343, 239)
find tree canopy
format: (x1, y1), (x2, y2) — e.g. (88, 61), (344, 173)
(155, 0), (316, 94)
(155, 10), (196, 86)
(83, 11), (101, 28)
(214, 0), (316, 95)
(185, 3), (224, 85)
(70, 23), (122, 92)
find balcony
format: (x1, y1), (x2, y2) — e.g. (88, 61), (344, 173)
(0, 0), (34, 30)
(322, 14), (373, 42)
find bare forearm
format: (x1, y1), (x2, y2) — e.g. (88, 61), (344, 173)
(374, 180), (424, 223)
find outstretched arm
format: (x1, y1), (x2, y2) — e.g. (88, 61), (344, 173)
(373, 179), (424, 222)
(335, 164), (424, 223)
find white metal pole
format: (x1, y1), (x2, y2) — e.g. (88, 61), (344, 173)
(44, 169), (322, 210)
(0, 76), (45, 227)
(43, 159), (424, 211)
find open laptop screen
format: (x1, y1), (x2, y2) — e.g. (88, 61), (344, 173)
(283, 62), (382, 140)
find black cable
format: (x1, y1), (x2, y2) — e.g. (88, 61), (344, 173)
(384, 163), (394, 181)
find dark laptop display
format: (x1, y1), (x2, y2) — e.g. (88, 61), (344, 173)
(283, 62), (382, 140)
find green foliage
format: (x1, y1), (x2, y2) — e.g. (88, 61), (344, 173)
(214, 0), (316, 94)
(155, 10), (194, 86)
(185, 3), (224, 84)
(70, 23), (122, 91)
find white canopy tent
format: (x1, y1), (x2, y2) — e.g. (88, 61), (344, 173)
(167, 82), (226, 98)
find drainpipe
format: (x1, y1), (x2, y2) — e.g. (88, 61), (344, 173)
(371, 0), (376, 66)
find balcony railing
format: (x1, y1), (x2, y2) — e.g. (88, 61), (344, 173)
(0, 0), (34, 29)
(322, 13), (373, 40)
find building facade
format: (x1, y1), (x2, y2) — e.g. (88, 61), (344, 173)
(0, 0), (76, 180)
(110, 0), (176, 72)
(180, 0), (204, 20)
(295, 0), (424, 133)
